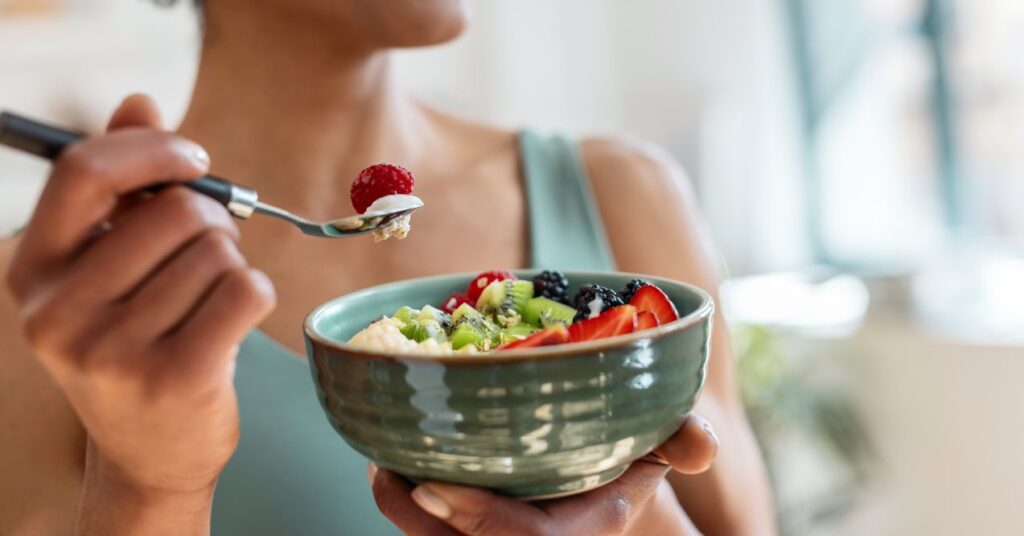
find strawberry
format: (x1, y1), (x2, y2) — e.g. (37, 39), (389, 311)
(636, 311), (660, 331)
(350, 163), (415, 214)
(568, 305), (637, 343)
(629, 285), (679, 324)
(500, 325), (570, 351)
(465, 271), (517, 303)
(440, 292), (473, 314)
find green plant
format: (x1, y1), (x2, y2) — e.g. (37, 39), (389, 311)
(735, 324), (873, 535)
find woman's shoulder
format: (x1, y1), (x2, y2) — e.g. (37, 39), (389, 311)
(579, 135), (692, 192)
(579, 135), (698, 226)
(577, 135), (709, 275)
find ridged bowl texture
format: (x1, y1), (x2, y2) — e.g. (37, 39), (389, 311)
(304, 271), (713, 499)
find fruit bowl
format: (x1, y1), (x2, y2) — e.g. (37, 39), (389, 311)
(303, 270), (714, 499)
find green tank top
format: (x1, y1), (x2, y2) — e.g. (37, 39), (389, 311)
(211, 131), (616, 534)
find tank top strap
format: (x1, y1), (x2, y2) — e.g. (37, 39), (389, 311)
(519, 130), (616, 271)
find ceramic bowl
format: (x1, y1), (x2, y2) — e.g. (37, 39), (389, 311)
(304, 271), (713, 499)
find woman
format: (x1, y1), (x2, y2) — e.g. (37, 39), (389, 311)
(0, 1), (775, 534)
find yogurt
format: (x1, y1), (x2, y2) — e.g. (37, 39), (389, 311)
(364, 194), (421, 242)
(347, 317), (453, 355)
(347, 316), (479, 356)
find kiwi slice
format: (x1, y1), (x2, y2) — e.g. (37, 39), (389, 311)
(476, 280), (534, 326)
(400, 320), (447, 343)
(449, 323), (483, 350)
(499, 324), (539, 345)
(417, 305), (452, 330)
(476, 281), (505, 311)
(506, 281), (534, 315)
(449, 308), (501, 350)
(418, 305), (446, 323)
(451, 303), (483, 325)
(523, 297), (577, 327)
(450, 319), (500, 350)
(393, 306), (417, 324)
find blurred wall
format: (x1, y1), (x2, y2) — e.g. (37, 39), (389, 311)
(840, 316), (1024, 535)
(0, 0), (197, 232)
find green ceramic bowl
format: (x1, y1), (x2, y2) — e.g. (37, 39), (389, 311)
(304, 271), (713, 499)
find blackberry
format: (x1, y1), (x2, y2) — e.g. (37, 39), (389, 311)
(572, 284), (625, 321)
(620, 279), (651, 303)
(532, 270), (570, 304)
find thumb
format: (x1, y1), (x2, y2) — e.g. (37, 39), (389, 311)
(654, 414), (719, 475)
(107, 93), (164, 131)
(102, 93), (171, 219)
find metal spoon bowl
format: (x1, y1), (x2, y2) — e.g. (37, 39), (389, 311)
(253, 197), (423, 238)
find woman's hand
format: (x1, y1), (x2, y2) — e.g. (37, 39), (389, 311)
(4, 95), (275, 531)
(371, 414), (718, 536)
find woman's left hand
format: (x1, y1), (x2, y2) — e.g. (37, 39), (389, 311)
(370, 414), (718, 536)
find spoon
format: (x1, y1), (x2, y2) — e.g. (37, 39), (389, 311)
(0, 111), (422, 238)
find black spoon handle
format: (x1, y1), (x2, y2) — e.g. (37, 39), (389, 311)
(0, 110), (258, 218)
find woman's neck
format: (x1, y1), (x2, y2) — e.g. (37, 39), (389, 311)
(177, 4), (432, 217)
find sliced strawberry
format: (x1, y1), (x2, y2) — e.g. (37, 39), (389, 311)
(440, 292), (473, 314)
(500, 325), (570, 351)
(568, 305), (637, 343)
(629, 285), (679, 324)
(636, 311), (660, 331)
(465, 271), (517, 303)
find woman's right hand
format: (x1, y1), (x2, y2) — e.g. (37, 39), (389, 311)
(4, 95), (275, 527)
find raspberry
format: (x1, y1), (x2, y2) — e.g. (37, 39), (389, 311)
(440, 292), (473, 314)
(350, 163), (415, 214)
(465, 271), (516, 303)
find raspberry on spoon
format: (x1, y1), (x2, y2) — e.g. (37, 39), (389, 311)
(350, 163), (416, 214)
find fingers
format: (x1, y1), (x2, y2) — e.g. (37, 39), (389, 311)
(544, 461), (671, 535)
(371, 414), (715, 536)
(13, 129), (210, 280)
(58, 187), (238, 304)
(107, 94), (163, 131)
(370, 466), (461, 536)
(115, 229), (246, 342)
(159, 267), (275, 378)
(654, 414), (719, 475)
(410, 481), (551, 536)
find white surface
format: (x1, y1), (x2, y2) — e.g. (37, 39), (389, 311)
(721, 273), (870, 336)
(0, 2), (199, 235)
(834, 313), (1024, 535)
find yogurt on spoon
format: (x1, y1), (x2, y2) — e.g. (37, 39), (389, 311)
(363, 194), (421, 241)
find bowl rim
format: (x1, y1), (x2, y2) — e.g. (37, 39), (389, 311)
(303, 270), (715, 364)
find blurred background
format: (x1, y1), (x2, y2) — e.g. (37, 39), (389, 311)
(1, 0), (1022, 533)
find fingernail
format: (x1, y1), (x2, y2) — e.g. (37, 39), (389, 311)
(182, 140), (210, 169)
(702, 420), (719, 445)
(367, 463), (377, 485)
(411, 485), (451, 520)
